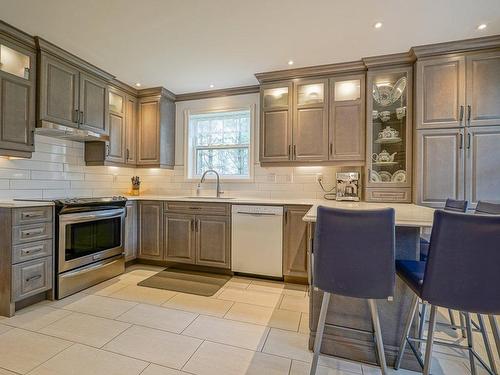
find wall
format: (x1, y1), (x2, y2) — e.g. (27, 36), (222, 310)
(0, 94), (359, 200)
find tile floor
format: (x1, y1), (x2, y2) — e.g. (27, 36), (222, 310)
(0, 264), (497, 375)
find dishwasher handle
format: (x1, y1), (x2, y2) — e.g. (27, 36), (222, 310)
(234, 211), (280, 217)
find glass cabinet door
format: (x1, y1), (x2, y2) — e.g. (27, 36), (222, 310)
(0, 44), (31, 79)
(263, 86), (289, 109)
(368, 69), (411, 186)
(109, 91), (124, 114)
(297, 82), (325, 105)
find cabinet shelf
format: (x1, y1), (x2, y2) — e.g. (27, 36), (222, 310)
(374, 137), (402, 144)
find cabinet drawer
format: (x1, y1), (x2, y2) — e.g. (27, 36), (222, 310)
(12, 240), (53, 264)
(13, 206), (52, 225)
(13, 222), (53, 244)
(165, 201), (229, 216)
(12, 257), (52, 302)
(365, 188), (411, 203)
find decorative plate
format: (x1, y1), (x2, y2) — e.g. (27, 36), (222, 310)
(391, 170), (407, 183)
(372, 84), (393, 106)
(391, 77), (407, 103)
(370, 170), (381, 183)
(378, 171), (392, 182)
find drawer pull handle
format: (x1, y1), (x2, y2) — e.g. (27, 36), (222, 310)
(22, 211), (44, 219)
(21, 246), (44, 255)
(25, 274), (42, 283)
(22, 228), (44, 237)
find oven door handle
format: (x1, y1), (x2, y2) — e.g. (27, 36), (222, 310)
(59, 208), (125, 223)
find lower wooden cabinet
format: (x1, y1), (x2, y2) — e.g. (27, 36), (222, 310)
(283, 205), (310, 280)
(124, 201), (137, 262)
(137, 201), (164, 260)
(164, 213), (196, 264)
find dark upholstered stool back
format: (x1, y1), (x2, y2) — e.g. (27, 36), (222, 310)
(444, 198), (468, 212)
(475, 201), (500, 215)
(314, 206), (395, 299)
(422, 210), (500, 314)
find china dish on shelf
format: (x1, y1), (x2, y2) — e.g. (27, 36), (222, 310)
(372, 77), (407, 107)
(391, 170), (407, 183)
(391, 77), (407, 103)
(376, 126), (401, 144)
(372, 150), (397, 163)
(379, 111), (391, 122)
(374, 137), (402, 144)
(396, 106), (406, 120)
(370, 170), (381, 183)
(378, 171), (392, 182)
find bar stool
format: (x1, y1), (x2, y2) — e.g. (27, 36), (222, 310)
(419, 199), (468, 338)
(395, 210), (500, 375)
(311, 207), (395, 375)
(475, 200), (500, 362)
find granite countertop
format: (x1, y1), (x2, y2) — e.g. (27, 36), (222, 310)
(124, 195), (317, 206)
(0, 200), (55, 208)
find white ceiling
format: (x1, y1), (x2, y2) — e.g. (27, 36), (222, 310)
(1, 0), (499, 94)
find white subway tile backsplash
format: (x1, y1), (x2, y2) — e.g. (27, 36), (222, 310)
(0, 168), (30, 179)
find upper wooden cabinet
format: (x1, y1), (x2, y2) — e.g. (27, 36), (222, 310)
(137, 89), (176, 168)
(85, 86), (137, 166)
(0, 25), (36, 158)
(259, 75), (364, 165)
(37, 38), (112, 135)
(329, 75), (365, 161)
(416, 50), (500, 129)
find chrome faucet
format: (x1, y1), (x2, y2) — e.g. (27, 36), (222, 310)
(200, 169), (223, 198)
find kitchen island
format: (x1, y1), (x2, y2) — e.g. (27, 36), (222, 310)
(303, 201), (434, 371)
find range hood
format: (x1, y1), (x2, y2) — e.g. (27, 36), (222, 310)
(36, 121), (109, 142)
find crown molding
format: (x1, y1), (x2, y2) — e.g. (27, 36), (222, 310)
(137, 86), (176, 101)
(255, 60), (366, 84)
(362, 51), (416, 69)
(0, 20), (36, 48)
(109, 78), (139, 96)
(411, 34), (500, 58)
(175, 85), (260, 102)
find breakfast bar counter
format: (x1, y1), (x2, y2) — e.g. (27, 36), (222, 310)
(304, 202), (434, 371)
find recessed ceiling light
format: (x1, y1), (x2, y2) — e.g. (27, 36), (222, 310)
(477, 23), (487, 30)
(288, 60), (294, 66)
(209, 84), (214, 88)
(135, 83), (141, 87)
(374, 22), (383, 29)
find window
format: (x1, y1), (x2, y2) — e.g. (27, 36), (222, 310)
(186, 108), (253, 179)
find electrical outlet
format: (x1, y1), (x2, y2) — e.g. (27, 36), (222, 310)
(315, 174), (323, 183)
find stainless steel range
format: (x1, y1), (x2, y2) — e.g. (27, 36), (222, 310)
(17, 196), (127, 298)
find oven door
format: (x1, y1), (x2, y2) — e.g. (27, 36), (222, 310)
(58, 208), (125, 273)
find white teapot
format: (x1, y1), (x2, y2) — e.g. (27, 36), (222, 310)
(372, 149), (397, 163)
(378, 126), (399, 140)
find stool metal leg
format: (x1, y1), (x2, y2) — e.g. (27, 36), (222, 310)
(448, 308), (457, 330)
(423, 305), (438, 375)
(395, 294), (419, 370)
(368, 299), (388, 375)
(418, 302), (428, 340)
(477, 314), (498, 375)
(489, 315), (500, 360)
(460, 311), (467, 338)
(465, 313), (477, 375)
(310, 292), (331, 375)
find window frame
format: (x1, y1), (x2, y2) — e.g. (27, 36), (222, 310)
(184, 105), (255, 182)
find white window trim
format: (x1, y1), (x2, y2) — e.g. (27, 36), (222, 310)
(183, 105), (255, 182)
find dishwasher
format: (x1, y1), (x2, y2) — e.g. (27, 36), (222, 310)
(231, 205), (283, 277)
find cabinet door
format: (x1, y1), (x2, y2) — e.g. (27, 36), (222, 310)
(415, 129), (465, 207)
(39, 55), (79, 128)
(260, 83), (292, 162)
(125, 95), (137, 165)
(283, 206), (309, 279)
(195, 215), (230, 269)
(0, 76), (34, 152)
(138, 201), (163, 260)
(465, 126), (500, 207)
(106, 90), (126, 163)
(164, 213), (196, 264)
(293, 79), (329, 161)
(137, 98), (160, 165)
(416, 56), (466, 129)
(124, 202), (137, 261)
(466, 51), (500, 127)
(79, 73), (108, 134)
(329, 75), (365, 161)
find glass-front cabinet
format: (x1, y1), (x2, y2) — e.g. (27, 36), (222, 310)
(365, 66), (413, 202)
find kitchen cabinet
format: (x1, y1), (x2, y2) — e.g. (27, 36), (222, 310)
(164, 202), (231, 269)
(0, 31), (36, 158)
(124, 201), (137, 262)
(85, 88), (138, 166)
(329, 74), (365, 161)
(283, 205), (310, 281)
(416, 50), (500, 129)
(293, 79), (329, 161)
(37, 38), (111, 135)
(137, 201), (163, 260)
(365, 65), (413, 202)
(137, 88), (175, 168)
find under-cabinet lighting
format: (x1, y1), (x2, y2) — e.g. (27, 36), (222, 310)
(288, 60), (294, 66)
(477, 24), (487, 30)
(209, 84), (215, 88)
(374, 22), (383, 29)
(135, 83), (141, 87)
